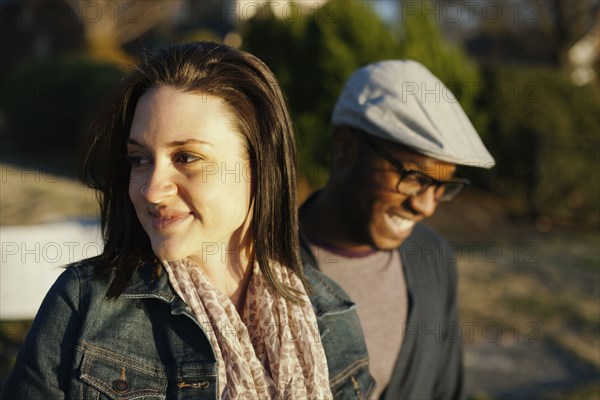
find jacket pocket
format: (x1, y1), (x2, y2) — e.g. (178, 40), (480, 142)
(79, 347), (168, 400)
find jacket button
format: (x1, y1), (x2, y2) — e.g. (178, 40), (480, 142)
(198, 381), (210, 389)
(112, 379), (129, 393)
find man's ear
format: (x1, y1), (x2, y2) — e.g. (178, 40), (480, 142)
(331, 126), (360, 167)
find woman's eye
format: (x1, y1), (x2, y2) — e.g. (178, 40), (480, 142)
(126, 154), (148, 167)
(175, 153), (201, 164)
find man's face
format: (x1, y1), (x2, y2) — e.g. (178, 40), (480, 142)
(345, 136), (457, 250)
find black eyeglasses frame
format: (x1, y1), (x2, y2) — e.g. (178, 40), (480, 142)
(363, 135), (470, 202)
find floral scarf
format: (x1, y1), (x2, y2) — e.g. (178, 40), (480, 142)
(162, 258), (333, 399)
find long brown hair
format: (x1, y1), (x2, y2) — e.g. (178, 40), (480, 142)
(79, 42), (303, 302)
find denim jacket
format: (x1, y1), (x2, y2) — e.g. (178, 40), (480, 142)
(2, 259), (373, 399)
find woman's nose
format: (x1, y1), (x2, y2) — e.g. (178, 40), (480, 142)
(143, 166), (178, 204)
(409, 186), (438, 218)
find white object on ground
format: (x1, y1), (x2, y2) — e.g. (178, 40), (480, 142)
(0, 220), (103, 320)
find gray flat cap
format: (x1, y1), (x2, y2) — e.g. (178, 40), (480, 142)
(332, 60), (495, 168)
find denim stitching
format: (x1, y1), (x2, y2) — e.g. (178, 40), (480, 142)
(79, 341), (166, 375)
(306, 267), (349, 304)
(121, 292), (176, 302)
(329, 357), (369, 387)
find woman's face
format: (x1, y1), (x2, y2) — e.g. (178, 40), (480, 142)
(127, 86), (253, 263)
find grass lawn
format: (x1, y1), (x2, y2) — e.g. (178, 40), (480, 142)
(0, 163), (98, 225)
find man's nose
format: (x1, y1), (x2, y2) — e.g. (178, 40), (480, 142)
(409, 186), (438, 218)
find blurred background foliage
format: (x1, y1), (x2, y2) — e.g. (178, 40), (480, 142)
(479, 65), (600, 224)
(0, 0), (598, 226)
(0, 57), (124, 162)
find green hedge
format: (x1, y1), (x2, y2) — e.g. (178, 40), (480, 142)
(0, 57), (124, 163)
(478, 66), (599, 223)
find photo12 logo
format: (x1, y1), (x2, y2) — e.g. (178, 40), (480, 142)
(402, 321), (540, 344)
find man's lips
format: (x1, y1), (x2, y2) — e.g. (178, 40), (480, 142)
(387, 209), (417, 222)
(149, 210), (193, 230)
(384, 210), (417, 234)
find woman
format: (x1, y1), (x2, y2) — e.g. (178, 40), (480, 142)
(3, 42), (332, 399)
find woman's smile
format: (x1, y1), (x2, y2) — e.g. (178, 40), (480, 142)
(149, 208), (194, 231)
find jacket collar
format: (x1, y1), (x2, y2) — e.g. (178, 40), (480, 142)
(121, 262), (177, 303)
(300, 230), (357, 315)
(120, 245), (361, 318)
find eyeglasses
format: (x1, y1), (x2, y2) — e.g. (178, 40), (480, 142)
(364, 136), (470, 202)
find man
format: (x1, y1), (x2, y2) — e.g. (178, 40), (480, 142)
(302, 60), (495, 399)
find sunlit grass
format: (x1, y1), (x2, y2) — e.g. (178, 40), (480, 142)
(0, 163), (99, 225)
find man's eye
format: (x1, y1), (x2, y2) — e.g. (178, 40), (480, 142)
(175, 153), (201, 164)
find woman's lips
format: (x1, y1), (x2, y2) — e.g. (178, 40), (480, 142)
(149, 210), (193, 231)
